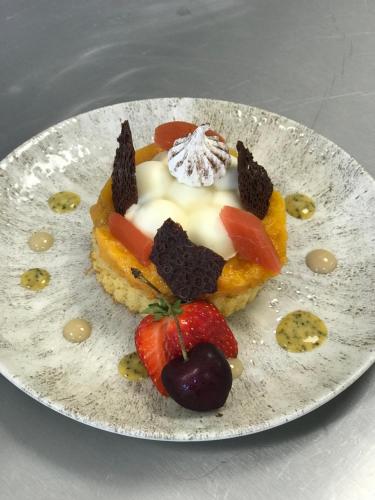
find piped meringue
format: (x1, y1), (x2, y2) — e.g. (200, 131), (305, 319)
(167, 125), (231, 187)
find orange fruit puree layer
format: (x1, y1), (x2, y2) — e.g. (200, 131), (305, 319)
(91, 143), (287, 297)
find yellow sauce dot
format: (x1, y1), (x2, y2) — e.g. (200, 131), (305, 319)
(276, 310), (328, 353)
(285, 193), (315, 220)
(20, 268), (50, 291)
(118, 352), (148, 381)
(48, 191), (80, 213)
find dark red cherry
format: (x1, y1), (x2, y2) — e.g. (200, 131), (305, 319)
(161, 343), (232, 411)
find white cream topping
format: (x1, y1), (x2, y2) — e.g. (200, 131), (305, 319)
(167, 125), (231, 187)
(151, 151), (168, 167)
(168, 180), (213, 210)
(230, 155), (238, 168)
(136, 160), (172, 203)
(212, 191), (240, 209)
(127, 199), (187, 239)
(125, 154), (240, 259)
(186, 206), (236, 259)
(214, 156), (238, 190)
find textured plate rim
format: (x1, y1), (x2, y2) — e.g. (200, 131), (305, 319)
(0, 346), (373, 442)
(1, 97), (374, 441)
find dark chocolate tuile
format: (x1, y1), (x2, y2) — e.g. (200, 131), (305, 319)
(150, 218), (225, 302)
(112, 120), (138, 214)
(236, 140), (273, 219)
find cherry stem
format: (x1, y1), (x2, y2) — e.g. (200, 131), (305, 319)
(172, 314), (188, 362)
(131, 267), (189, 362)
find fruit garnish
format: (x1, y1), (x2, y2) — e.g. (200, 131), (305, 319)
(150, 218), (225, 302)
(135, 313), (171, 395)
(162, 300), (238, 360)
(154, 121), (225, 151)
(108, 212), (153, 266)
(112, 120), (138, 214)
(132, 269), (237, 399)
(220, 205), (281, 273)
(161, 343), (232, 412)
(167, 124), (231, 187)
(237, 140), (273, 219)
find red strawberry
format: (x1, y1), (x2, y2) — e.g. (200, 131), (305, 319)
(164, 301), (237, 360)
(135, 314), (173, 396)
(135, 299), (237, 396)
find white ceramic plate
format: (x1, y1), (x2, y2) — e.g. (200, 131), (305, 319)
(1, 98), (374, 441)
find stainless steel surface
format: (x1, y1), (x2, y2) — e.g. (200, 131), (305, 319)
(0, 1), (374, 498)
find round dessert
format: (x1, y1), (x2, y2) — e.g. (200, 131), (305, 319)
(90, 121), (287, 316)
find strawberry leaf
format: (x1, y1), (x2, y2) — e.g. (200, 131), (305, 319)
(143, 298), (184, 321)
(143, 298), (171, 320)
(170, 300), (183, 317)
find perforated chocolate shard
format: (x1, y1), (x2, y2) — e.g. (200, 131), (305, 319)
(150, 219), (225, 302)
(112, 120), (138, 214)
(237, 141), (273, 219)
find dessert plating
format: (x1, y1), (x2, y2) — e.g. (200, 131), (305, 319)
(90, 121), (288, 316)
